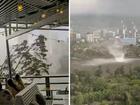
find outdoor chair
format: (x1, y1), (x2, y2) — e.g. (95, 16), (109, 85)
(15, 83), (50, 105)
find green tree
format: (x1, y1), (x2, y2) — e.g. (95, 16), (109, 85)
(114, 66), (125, 77)
(94, 66), (103, 77)
(73, 92), (84, 105)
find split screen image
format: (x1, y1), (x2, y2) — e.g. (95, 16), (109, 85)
(1, 0), (140, 105)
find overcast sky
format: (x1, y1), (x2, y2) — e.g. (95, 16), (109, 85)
(71, 0), (140, 16)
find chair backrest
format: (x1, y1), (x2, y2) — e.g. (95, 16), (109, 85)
(15, 83), (40, 105)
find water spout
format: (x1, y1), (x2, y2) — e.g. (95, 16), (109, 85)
(107, 39), (125, 62)
(115, 54), (125, 62)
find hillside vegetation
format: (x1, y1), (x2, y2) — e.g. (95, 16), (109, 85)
(71, 65), (140, 105)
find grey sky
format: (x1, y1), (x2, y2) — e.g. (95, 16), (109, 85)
(71, 0), (140, 16)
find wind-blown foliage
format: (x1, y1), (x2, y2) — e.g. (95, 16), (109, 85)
(71, 66), (140, 105)
(0, 35), (51, 77)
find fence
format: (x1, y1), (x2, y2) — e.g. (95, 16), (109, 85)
(0, 74), (69, 102)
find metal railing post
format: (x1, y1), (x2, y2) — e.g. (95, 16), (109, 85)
(45, 76), (52, 99)
(6, 39), (12, 78)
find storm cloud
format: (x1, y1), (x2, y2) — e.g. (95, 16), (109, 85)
(71, 0), (140, 16)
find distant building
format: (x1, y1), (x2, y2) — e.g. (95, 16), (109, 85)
(104, 31), (114, 40)
(117, 20), (138, 45)
(71, 32), (83, 44)
(120, 38), (136, 45)
(70, 32), (76, 44)
(136, 30), (140, 45)
(86, 32), (101, 43)
(76, 33), (81, 39)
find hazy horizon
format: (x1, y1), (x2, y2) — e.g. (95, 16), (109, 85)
(71, 14), (140, 35)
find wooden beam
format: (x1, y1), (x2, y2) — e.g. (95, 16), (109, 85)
(6, 7), (68, 40)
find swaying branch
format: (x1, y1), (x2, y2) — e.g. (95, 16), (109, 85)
(14, 45), (35, 71)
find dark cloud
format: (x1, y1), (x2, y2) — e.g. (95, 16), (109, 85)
(71, 0), (140, 16)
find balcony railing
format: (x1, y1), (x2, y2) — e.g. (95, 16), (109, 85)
(0, 74), (69, 104)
